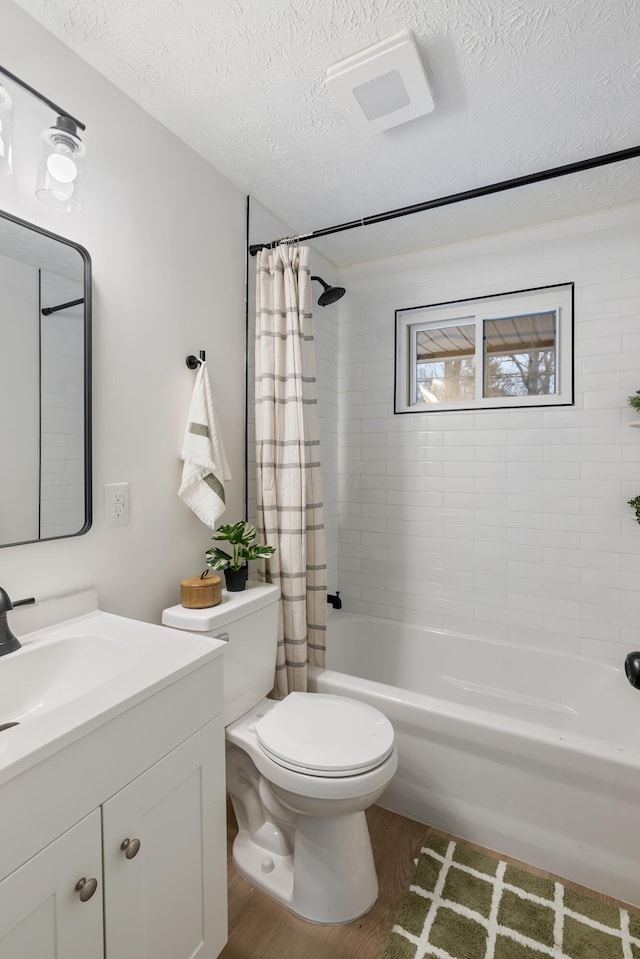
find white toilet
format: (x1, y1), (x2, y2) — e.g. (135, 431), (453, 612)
(162, 582), (397, 924)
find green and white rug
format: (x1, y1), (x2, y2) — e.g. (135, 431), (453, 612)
(383, 833), (640, 959)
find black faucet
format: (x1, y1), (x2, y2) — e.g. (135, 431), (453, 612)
(0, 588), (35, 657)
(327, 591), (342, 610)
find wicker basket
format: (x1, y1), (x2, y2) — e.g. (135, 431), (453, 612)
(180, 571), (222, 609)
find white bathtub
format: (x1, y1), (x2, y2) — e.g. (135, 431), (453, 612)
(307, 612), (640, 907)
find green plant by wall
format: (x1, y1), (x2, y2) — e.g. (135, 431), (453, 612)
(629, 391), (640, 524)
(628, 496), (640, 525)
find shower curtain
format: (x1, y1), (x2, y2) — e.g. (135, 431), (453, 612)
(255, 244), (327, 698)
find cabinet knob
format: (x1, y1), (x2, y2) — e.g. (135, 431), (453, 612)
(120, 837), (141, 859)
(75, 877), (98, 902)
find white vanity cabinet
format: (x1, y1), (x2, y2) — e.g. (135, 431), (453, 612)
(0, 810), (103, 958)
(0, 608), (228, 959)
(0, 718), (226, 959)
(102, 718), (226, 959)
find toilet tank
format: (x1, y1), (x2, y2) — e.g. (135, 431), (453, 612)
(162, 583), (280, 724)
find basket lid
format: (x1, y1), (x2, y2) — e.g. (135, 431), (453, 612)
(181, 572), (221, 590)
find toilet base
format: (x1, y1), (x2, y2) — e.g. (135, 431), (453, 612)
(225, 702), (397, 923)
(232, 808), (378, 924)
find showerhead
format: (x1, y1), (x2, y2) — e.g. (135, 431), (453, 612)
(311, 275), (346, 307)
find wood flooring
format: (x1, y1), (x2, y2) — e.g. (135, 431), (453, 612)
(219, 803), (640, 959)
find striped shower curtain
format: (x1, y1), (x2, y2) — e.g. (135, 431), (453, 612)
(255, 244), (327, 698)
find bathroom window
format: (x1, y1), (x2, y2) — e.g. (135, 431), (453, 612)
(394, 283), (573, 413)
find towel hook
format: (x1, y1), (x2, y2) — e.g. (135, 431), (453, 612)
(186, 350), (206, 370)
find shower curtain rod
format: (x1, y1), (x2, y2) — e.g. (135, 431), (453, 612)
(248, 144), (640, 256)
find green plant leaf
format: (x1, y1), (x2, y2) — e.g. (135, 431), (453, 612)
(211, 521), (257, 546)
(205, 546), (232, 570)
(628, 496), (640, 524)
(243, 544), (276, 561)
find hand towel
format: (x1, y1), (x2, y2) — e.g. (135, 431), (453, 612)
(178, 362), (232, 528)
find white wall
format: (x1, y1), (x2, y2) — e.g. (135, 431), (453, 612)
(337, 202), (640, 667)
(0, 2), (246, 622)
(247, 201), (340, 592)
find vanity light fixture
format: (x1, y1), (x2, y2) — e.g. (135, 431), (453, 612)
(36, 115), (86, 212)
(0, 64), (87, 212)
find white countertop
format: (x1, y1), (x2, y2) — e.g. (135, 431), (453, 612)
(0, 593), (225, 787)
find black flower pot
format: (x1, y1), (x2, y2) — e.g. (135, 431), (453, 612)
(224, 566), (248, 592)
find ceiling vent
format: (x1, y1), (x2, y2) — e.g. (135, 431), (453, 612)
(326, 30), (434, 136)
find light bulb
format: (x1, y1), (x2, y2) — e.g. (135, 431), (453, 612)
(47, 150), (78, 183)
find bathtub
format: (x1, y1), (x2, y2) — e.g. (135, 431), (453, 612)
(307, 612), (640, 908)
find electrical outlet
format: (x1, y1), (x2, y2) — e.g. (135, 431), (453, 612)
(104, 482), (130, 527)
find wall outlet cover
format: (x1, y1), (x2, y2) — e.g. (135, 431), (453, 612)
(104, 482), (129, 527)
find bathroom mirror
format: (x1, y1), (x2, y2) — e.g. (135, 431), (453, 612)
(0, 210), (91, 547)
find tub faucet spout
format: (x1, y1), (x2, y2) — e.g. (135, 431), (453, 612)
(327, 591), (342, 610)
(0, 588), (35, 657)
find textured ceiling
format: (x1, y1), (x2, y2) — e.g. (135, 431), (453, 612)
(10, 0), (640, 264)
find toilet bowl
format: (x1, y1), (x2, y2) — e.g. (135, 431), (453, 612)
(162, 583), (397, 924)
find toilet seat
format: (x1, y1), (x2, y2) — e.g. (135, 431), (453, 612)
(254, 692), (395, 777)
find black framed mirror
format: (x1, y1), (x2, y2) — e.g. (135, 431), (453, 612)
(0, 210), (91, 547)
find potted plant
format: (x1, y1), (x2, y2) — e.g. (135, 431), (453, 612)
(628, 391), (640, 429)
(628, 390), (640, 413)
(205, 521), (275, 592)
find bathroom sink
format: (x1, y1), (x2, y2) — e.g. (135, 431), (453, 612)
(0, 633), (138, 725)
(0, 587), (228, 903)
(0, 588), (226, 786)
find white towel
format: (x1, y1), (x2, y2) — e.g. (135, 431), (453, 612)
(178, 362), (232, 528)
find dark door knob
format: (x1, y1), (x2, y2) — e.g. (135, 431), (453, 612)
(624, 651), (640, 688)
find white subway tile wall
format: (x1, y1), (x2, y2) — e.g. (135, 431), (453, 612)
(335, 201), (640, 666)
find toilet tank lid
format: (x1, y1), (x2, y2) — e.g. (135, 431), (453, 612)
(162, 582), (280, 632)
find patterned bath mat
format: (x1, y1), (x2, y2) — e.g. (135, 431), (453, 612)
(382, 833), (640, 959)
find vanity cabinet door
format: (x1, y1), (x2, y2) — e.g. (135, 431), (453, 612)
(102, 717), (227, 959)
(0, 809), (103, 959)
